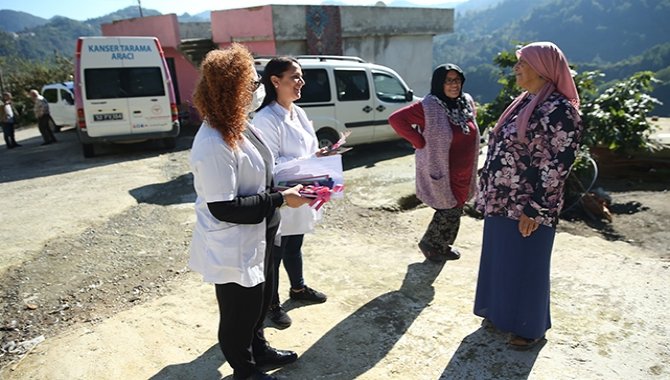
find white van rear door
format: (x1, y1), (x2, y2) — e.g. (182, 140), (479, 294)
(80, 37), (172, 137)
(125, 66), (173, 135)
(83, 70), (131, 137)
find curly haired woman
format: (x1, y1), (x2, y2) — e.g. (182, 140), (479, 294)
(188, 44), (311, 380)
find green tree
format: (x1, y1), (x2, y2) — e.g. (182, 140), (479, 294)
(0, 54), (74, 123)
(476, 47), (519, 132)
(480, 44), (661, 154)
(581, 71), (662, 153)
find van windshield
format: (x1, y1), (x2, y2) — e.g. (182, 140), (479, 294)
(84, 67), (165, 100)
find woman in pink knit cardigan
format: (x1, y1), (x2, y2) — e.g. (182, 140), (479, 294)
(389, 64), (480, 263)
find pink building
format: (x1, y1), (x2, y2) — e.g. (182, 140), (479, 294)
(101, 5), (453, 123)
(101, 14), (201, 124)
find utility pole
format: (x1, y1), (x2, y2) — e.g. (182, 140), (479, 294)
(138, 0), (144, 18)
(0, 66), (5, 94)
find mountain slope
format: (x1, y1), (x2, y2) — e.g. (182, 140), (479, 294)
(434, 0), (670, 107)
(0, 7), (162, 61)
(0, 10), (48, 32)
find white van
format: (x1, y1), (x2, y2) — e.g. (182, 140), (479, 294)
(255, 55), (420, 147)
(74, 36), (180, 157)
(41, 82), (76, 132)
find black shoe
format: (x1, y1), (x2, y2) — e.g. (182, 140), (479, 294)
(255, 347), (298, 368)
(13, 143), (21, 147)
(289, 286), (327, 303)
(418, 241), (445, 263)
(443, 247), (461, 261)
(41, 141), (52, 146)
(268, 304), (292, 329)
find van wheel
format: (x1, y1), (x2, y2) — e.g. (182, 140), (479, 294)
(317, 129), (339, 148)
(82, 143), (95, 158)
(163, 137), (177, 149)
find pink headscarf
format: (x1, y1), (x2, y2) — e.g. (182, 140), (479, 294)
(493, 41), (580, 142)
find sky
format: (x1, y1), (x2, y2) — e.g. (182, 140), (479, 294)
(0, 0), (460, 21)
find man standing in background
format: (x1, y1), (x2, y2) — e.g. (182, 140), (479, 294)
(29, 89), (57, 145)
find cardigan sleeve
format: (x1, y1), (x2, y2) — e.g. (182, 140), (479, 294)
(388, 102), (426, 149)
(207, 192), (284, 224)
(522, 101), (582, 224)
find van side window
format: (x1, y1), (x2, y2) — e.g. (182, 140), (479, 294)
(43, 89), (58, 103)
(84, 67), (165, 100)
(334, 70), (369, 101)
(373, 72), (408, 103)
(296, 69), (331, 104)
(61, 89), (74, 105)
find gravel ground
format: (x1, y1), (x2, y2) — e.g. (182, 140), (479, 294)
(0, 123), (668, 376)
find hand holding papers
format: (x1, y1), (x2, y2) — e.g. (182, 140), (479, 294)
(319, 130), (353, 156)
(274, 155), (344, 209)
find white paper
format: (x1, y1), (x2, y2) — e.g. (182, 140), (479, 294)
(274, 155), (344, 199)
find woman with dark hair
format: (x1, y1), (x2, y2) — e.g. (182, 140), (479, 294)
(474, 42), (583, 350)
(389, 64), (480, 263)
(252, 57), (329, 329)
(189, 44), (311, 380)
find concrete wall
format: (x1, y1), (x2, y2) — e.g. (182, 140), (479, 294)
(343, 34), (433, 96)
(178, 22), (211, 40)
(101, 14), (180, 48)
(339, 6), (453, 37)
(270, 5), (453, 96)
(101, 15), (199, 120)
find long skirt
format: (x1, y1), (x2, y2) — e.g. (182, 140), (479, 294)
(473, 215), (556, 339)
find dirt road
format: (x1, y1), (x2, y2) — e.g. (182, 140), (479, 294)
(0, 125), (668, 379)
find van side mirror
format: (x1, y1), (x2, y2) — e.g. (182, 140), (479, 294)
(405, 89), (414, 102)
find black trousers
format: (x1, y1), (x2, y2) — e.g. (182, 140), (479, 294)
(37, 115), (56, 143)
(2, 122), (17, 147)
(214, 222), (277, 378)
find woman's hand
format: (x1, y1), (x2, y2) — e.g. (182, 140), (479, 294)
(518, 213), (539, 237)
(281, 184), (312, 208)
(315, 147), (331, 157)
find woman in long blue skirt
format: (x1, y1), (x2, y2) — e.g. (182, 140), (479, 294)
(474, 41), (583, 350)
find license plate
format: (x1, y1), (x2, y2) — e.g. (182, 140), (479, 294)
(93, 113), (123, 121)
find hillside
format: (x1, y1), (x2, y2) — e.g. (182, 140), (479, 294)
(0, 6), (163, 60)
(0, 10), (48, 32)
(435, 0), (670, 112)
(1, 1), (667, 114)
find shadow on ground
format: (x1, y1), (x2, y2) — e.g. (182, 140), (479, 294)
(129, 173), (195, 205)
(272, 260), (446, 379)
(440, 326), (545, 379)
(0, 126), (197, 184)
(149, 344), (225, 380)
(341, 140), (414, 171)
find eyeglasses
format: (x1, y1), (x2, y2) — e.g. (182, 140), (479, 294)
(444, 78), (462, 85)
(251, 77), (262, 90)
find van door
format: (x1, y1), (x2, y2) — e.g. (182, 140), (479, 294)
(295, 68), (340, 147)
(333, 69), (374, 145)
(124, 66), (171, 135)
(83, 67), (133, 137)
(42, 87), (61, 123)
(372, 70), (416, 141)
(79, 37), (174, 138)
(57, 87), (76, 126)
